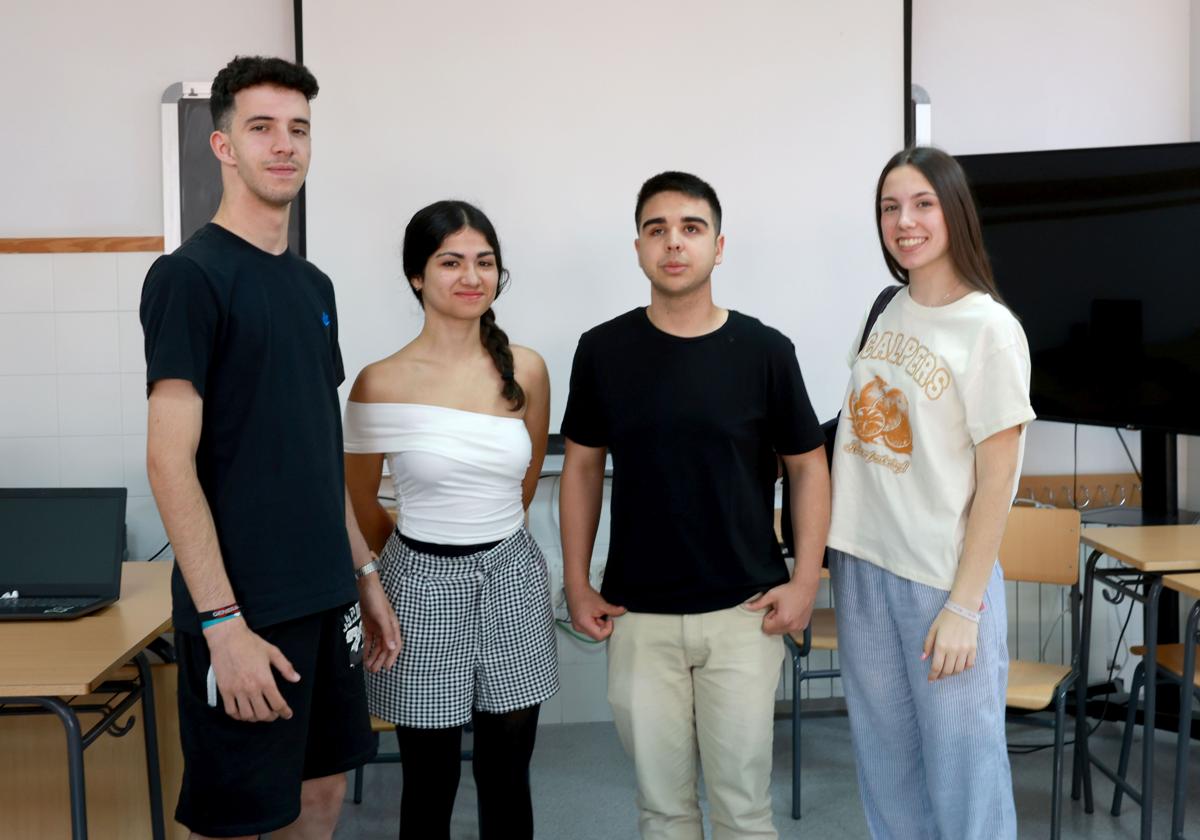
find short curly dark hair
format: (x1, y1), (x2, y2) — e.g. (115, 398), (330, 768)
(210, 56), (319, 132)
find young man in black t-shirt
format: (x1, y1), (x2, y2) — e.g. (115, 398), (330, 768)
(560, 172), (831, 839)
(141, 56), (400, 840)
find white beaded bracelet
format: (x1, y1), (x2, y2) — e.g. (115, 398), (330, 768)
(942, 599), (981, 624)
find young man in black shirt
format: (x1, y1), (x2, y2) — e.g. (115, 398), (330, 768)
(560, 172), (830, 839)
(141, 56), (400, 840)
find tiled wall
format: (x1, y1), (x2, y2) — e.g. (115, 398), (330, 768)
(0, 251), (167, 560)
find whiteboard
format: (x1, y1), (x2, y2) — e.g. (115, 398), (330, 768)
(304, 1), (904, 428)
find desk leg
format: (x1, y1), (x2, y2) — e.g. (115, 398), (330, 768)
(29, 697), (88, 840)
(1073, 550), (1100, 812)
(135, 653), (166, 840)
(1140, 577), (1162, 840)
(1172, 601), (1199, 840)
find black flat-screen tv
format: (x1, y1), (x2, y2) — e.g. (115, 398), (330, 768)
(956, 142), (1200, 436)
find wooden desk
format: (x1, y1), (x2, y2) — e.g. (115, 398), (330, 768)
(1163, 571), (1200, 601)
(1075, 526), (1200, 840)
(0, 561), (173, 840)
(1080, 526), (1200, 573)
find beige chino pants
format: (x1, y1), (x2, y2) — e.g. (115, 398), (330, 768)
(607, 605), (786, 840)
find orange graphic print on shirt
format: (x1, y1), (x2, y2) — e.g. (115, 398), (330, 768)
(848, 375), (913, 454)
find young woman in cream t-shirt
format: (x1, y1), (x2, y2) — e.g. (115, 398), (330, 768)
(826, 147), (1035, 840)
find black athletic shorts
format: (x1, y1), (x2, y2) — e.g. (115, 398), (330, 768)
(174, 601), (376, 837)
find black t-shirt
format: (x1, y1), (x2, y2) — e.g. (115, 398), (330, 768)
(561, 308), (824, 613)
(140, 223), (358, 633)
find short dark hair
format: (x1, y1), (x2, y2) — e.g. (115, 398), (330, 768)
(210, 56), (319, 132)
(874, 146), (1005, 304)
(635, 171), (723, 233)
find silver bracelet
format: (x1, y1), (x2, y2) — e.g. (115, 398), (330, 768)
(354, 553), (384, 580)
(942, 599), (981, 624)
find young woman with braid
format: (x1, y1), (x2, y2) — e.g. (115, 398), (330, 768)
(343, 200), (558, 840)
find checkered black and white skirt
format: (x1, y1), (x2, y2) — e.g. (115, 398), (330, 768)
(366, 527), (560, 728)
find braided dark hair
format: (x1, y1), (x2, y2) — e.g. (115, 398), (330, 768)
(402, 200), (525, 410)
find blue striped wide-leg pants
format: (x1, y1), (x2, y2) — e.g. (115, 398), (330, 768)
(828, 549), (1017, 840)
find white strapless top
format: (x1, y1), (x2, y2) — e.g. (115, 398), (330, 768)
(343, 401), (531, 544)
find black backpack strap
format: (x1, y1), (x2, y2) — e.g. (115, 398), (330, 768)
(858, 284), (902, 353)
(780, 284), (901, 559)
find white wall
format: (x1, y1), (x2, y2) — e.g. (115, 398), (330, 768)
(0, 251), (168, 557)
(304, 0), (905, 430)
(0, 1), (294, 557)
(0, 1), (293, 237)
(6, 2), (1187, 544)
(914, 0), (1190, 155)
(913, 0), (1196, 486)
(304, 0), (904, 722)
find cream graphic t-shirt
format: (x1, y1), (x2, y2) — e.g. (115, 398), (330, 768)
(827, 288), (1036, 591)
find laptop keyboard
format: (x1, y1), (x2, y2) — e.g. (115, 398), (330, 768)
(0, 596), (98, 611)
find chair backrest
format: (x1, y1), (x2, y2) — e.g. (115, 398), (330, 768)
(997, 505), (1081, 586)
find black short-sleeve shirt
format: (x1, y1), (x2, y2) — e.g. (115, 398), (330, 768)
(561, 308), (824, 613)
(140, 223), (358, 632)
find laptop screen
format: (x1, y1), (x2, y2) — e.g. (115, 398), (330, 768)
(0, 488), (127, 596)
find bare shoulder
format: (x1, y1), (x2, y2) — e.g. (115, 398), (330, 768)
(348, 350), (416, 403)
(511, 344), (548, 382)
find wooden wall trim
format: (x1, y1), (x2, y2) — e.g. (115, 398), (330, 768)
(0, 237), (164, 254)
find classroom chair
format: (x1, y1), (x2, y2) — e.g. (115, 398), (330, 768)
(999, 504), (1083, 840)
(782, 570), (838, 821)
(352, 715), (400, 804)
(1111, 596), (1200, 838)
(352, 715), (475, 804)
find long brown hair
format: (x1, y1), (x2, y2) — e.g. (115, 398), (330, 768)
(874, 146), (1005, 304)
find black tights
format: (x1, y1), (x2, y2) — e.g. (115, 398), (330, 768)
(397, 704), (541, 840)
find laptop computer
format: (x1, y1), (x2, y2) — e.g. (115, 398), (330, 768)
(0, 487), (127, 620)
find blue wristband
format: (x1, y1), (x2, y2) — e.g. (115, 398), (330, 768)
(199, 603), (242, 630)
(200, 612), (241, 630)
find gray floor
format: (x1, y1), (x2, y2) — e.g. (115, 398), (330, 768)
(334, 716), (1200, 839)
